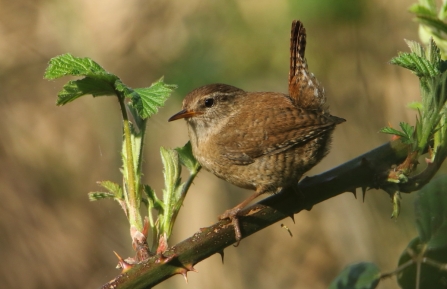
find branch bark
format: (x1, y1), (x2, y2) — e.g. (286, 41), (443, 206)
(103, 140), (411, 289)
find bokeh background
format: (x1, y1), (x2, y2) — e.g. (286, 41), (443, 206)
(1, 0), (444, 288)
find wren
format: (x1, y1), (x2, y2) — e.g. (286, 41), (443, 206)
(168, 20), (345, 244)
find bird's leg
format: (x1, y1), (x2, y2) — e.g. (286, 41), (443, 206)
(219, 188), (265, 246)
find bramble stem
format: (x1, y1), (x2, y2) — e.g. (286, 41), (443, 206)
(118, 94), (143, 231)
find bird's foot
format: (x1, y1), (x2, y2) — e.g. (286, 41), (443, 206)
(219, 207), (243, 246)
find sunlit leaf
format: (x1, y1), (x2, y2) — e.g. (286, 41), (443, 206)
(175, 142), (200, 173)
(45, 54), (119, 105)
(130, 78), (177, 119)
(415, 175), (447, 249)
(329, 262), (380, 289)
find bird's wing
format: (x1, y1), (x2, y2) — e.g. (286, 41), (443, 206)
(217, 94), (343, 165)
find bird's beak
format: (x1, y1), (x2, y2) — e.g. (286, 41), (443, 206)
(168, 109), (199, 122)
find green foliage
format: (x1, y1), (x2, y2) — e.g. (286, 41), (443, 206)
(89, 181), (123, 201)
(410, 0), (447, 53)
(330, 176), (447, 289)
(415, 175), (447, 249)
(158, 147), (184, 236)
(45, 53), (201, 257)
(382, 39), (447, 162)
(329, 263), (380, 289)
(397, 237), (447, 289)
(132, 80), (177, 119)
(44, 53), (176, 119)
(381, 123), (415, 145)
(138, 143), (201, 251)
(175, 141), (201, 173)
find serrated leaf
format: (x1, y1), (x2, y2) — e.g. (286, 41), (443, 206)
(415, 175), (447, 249)
(427, 38), (441, 66)
(130, 78), (177, 119)
(399, 122), (415, 139)
(88, 192), (115, 201)
(391, 52), (439, 77)
(380, 127), (406, 137)
(405, 39), (425, 58)
(45, 54), (120, 105)
(329, 262), (380, 289)
(56, 77), (117, 105)
(175, 142), (200, 173)
(44, 53), (116, 81)
(97, 180), (123, 199)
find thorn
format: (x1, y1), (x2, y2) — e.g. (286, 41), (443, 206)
(289, 214), (295, 223)
(179, 269), (188, 283)
(348, 189), (356, 198)
(361, 187), (367, 202)
(113, 251), (134, 273)
(184, 263), (198, 273)
(217, 250), (225, 264)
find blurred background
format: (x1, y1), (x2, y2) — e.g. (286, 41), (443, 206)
(1, 0), (443, 288)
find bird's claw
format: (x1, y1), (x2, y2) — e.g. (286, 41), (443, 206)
(219, 208), (242, 246)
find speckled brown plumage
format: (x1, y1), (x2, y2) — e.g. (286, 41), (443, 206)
(168, 20), (345, 244)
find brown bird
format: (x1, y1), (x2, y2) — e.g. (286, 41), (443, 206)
(169, 20), (345, 244)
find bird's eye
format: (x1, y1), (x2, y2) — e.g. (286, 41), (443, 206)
(204, 98), (214, 108)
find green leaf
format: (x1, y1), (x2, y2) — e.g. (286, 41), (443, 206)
(410, 4), (436, 17)
(56, 77), (116, 105)
(399, 122), (415, 140)
(426, 38), (442, 67)
(144, 184), (164, 211)
(397, 237), (447, 289)
(440, 1), (447, 20)
(45, 54), (120, 105)
(405, 39), (426, 58)
(380, 126), (413, 145)
(415, 175), (447, 249)
(88, 181), (123, 201)
(159, 147), (184, 238)
(129, 77), (177, 119)
(409, 4), (437, 17)
(416, 14), (447, 34)
(44, 53), (113, 80)
(160, 147), (182, 198)
(407, 101), (424, 110)
(175, 142), (200, 173)
(88, 191), (115, 201)
(391, 52), (439, 77)
(380, 127), (406, 137)
(329, 262), (380, 289)
(97, 180), (123, 199)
